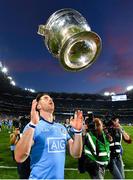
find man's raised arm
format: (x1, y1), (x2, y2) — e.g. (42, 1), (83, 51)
(68, 110), (83, 158)
(15, 100), (39, 162)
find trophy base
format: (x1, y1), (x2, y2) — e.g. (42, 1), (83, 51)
(60, 31), (102, 72)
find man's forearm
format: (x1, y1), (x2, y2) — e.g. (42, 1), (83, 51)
(70, 134), (82, 158)
(15, 128), (34, 162)
(122, 131), (132, 143)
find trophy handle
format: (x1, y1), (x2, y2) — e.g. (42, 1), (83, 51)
(37, 25), (49, 36)
(38, 25), (60, 58)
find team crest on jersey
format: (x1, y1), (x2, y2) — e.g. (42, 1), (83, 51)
(43, 127), (50, 132)
(47, 137), (66, 153)
(61, 128), (67, 134)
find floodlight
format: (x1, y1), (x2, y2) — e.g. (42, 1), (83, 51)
(2, 67), (8, 74)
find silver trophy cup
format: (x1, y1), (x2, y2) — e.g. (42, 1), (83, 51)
(38, 8), (102, 72)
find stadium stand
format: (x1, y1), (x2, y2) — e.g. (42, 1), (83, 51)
(0, 64), (133, 124)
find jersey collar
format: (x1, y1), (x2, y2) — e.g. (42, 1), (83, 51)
(40, 116), (54, 124)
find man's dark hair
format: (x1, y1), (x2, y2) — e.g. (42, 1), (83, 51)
(111, 115), (120, 121)
(36, 93), (50, 102)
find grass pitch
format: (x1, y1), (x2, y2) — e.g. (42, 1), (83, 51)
(0, 126), (133, 179)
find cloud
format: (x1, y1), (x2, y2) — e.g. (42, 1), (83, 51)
(86, 53), (133, 83)
(97, 26), (133, 81)
(85, 31), (133, 83)
(88, 71), (107, 82)
(98, 85), (123, 94)
(86, 61), (112, 82)
(111, 54), (133, 79)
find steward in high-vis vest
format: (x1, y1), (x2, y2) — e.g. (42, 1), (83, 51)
(107, 116), (132, 179)
(83, 118), (111, 179)
(84, 131), (110, 166)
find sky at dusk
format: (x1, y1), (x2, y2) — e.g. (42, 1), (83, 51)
(0, 0), (133, 94)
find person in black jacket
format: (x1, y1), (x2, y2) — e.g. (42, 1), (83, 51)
(107, 116), (132, 179)
(16, 115), (31, 179)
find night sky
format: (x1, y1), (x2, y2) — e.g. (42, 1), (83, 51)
(0, 0), (133, 94)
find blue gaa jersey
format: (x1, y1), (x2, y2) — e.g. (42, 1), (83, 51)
(24, 118), (71, 179)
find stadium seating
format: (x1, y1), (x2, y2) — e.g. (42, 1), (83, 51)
(0, 69), (133, 124)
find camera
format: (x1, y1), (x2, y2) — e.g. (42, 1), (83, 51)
(19, 115), (30, 133)
(85, 111), (95, 130)
(103, 115), (113, 127)
(104, 114), (119, 128)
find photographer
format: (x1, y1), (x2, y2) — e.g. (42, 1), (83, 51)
(107, 116), (132, 179)
(10, 127), (20, 160)
(79, 113), (110, 179)
(17, 115), (31, 179)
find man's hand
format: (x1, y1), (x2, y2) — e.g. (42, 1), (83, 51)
(30, 99), (40, 125)
(114, 122), (121, 129)
(70, 110), (83, 131)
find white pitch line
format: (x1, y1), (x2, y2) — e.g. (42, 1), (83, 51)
(0, 166), (17, 169)
(65, 168), (133, 172)
(0, 166), (133, 171)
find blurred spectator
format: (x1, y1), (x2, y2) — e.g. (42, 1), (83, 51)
(64, 118), (70, 128)
(9, 115), (31, 179)
(0, 119), (2, 132)
(17, 115), (31, 179)
(10, 128), (20, 160)
(13, 117), (19, 129)
(8, 119), (13, 133)
(107, 116), (132, 179)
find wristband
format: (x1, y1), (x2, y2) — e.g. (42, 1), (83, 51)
(29, 122), (36, 129)
(72, 128), (82, 134)
(74, 132), (82, 136)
